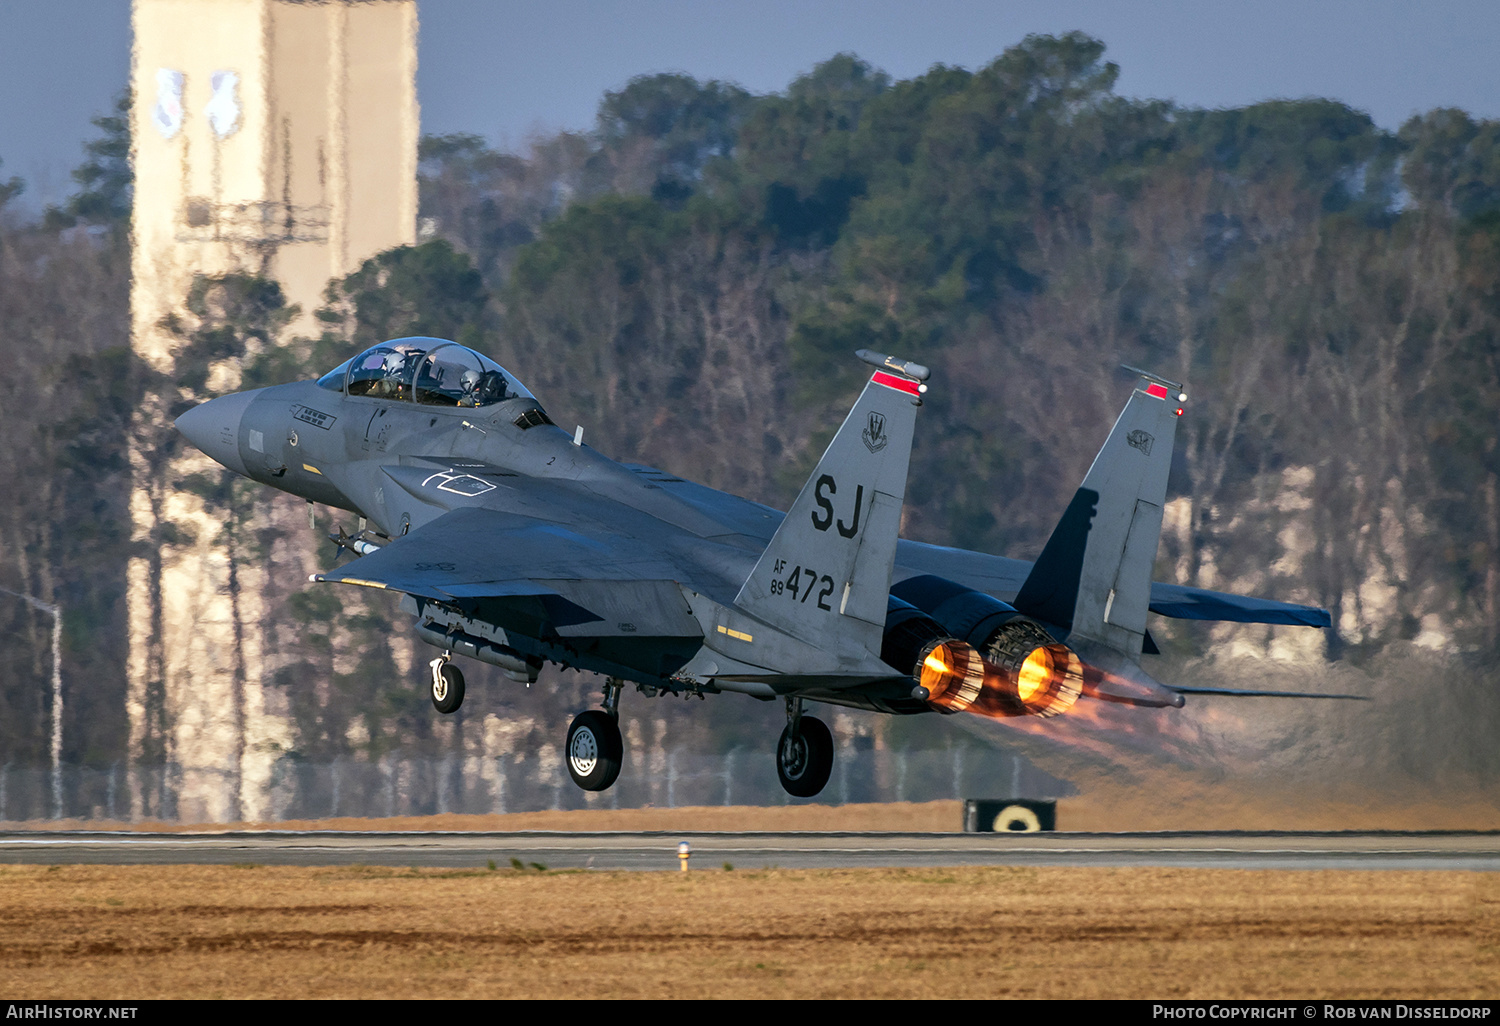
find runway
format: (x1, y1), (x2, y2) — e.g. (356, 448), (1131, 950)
(2, 830), (1498, 870)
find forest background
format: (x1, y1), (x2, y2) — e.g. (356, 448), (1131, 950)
(1, 34), (1497, 817)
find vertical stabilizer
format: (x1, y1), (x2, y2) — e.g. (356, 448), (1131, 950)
(734, 355), (927, 655)
(1014, 370), (1183, 657)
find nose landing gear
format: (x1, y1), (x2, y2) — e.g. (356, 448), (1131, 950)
(776, 697), (833, 798)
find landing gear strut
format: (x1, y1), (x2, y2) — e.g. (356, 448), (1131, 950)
(777, 697), (833, 798)
(429, 654), (465, 714)
(566, 677), (624, 791)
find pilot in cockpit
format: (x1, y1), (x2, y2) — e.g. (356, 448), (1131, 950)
(376, 349), (422, 398)
(335, 339), (538, 405)
(458, 369), (509, 407)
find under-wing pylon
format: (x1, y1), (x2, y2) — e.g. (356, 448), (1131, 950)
(174, 338), (1352, 798)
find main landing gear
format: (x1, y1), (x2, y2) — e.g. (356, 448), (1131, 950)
(431, 660), (835, 800)
(777, 697), (833, 798)
(557, 685), (834, 797)
(429, 654), (465, 714)
(566, 677), (623, 791)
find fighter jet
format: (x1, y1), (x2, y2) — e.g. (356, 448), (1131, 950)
(175, 338), (1343, 797)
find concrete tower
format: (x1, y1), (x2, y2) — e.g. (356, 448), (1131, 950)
(128, 0), (418, 821)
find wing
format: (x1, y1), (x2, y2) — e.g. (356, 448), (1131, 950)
(313, 506), (703, 638)
(372, 451), (1329, 635)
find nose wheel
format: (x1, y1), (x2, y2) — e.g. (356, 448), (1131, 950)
(776, 700), (833, 798)
(429, 656), (465, 714)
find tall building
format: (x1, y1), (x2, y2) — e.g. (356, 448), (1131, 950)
(128, 0), (418, 820)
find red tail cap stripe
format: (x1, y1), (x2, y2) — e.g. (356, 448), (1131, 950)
(1146, 383), (1169, 399)
(872, 371), (921, 395)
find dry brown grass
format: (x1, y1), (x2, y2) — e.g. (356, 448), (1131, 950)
(0, 863), (1494, 999)
(13, 800), (962, 835)
(13, 790), (1500, 835)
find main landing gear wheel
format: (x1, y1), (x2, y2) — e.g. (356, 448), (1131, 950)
(429, 657), (465, 714)
(777, 715), (833, 798)
(566, 710), (623, 792)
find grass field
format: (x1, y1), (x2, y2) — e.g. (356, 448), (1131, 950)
(4, 800), (1497, 998)
(0, 862), (1494, 999)
(14, 789), (1500, 834)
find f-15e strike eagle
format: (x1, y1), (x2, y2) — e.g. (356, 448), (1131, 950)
(176, 339), (1343, 797)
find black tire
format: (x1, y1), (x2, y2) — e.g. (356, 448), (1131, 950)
(566, 710), (623, 791)
(430, 662), (465, 714)
(776, 715), (833, 798)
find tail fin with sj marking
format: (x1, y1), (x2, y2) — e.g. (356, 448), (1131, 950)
(733, 352), (929, 656)
(1014, 368), (1184, 658)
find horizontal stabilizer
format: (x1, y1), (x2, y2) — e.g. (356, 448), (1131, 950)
(1148, 583), (1331, 628)
(1169, 685), (1368, 700)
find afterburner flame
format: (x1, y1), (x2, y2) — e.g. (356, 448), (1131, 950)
(1017, 647), (1052, 703)
(961, 659), (1213, 772)
(1011, 643), (1083, 717)
(963, 645), (1081, 718)
(918, 640), (984, 712)
(919, 635), (1083, 719)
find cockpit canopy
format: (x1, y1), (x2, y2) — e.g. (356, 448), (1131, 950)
(318, 337), (536, 408)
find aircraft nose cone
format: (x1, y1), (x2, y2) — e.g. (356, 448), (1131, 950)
(175, 391), (254, 476)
